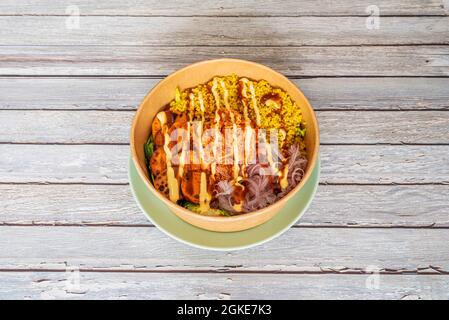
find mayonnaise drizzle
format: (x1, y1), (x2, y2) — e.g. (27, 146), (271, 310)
(220, 80), (241, 181)
(197, 89), (210, 212)
(178, 121), (190, 179)
(239, 79), (256, 178)
(248, 81), (261, 127)
(157, 76), (295, 211)
(280, 164), (289, 189)
(163, 127), (180, 202)
(199, 171), (211, 212)
(241, 79), (279, 177)
(196, 91), (206, 169)
(188, 92), (195, 121)
(198, 91), (205, 121)
(265, 136), (280, 176)
(211, 78), (221, 176)
(232, 203), (243, 212)
(221, 80), (245, 212)
(240, 78), (261, 126)
(243, 126), (254, 176)
(239, 79), (250, 124)
(156, 111), (167, 127)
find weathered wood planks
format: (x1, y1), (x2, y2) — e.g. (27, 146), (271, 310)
(2, 46), (447, 76)
(1, 184), (448, 227)
(0, 226), (448, 272)
(2, 110), (449, 144)
(3, 16), (449, 46)
(1, 272), (447, 300)
(1, 0), (447, 16)
(1, 77), (448, 111)
(1, 144), (449, 184)
(1, 0), (449, 300)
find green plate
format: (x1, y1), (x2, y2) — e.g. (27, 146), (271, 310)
(129, 155), (320, 251)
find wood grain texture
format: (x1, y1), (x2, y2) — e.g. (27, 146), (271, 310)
(0, 145), (129, 184)
(0, 110), (132, 144)
(2, 46), (448, 77)
(1, 272), (447, 300)
(1, 77), (449, 111)
(0, 77), (157, 110)
(3, 16), (449, 46)
(300, 78), (449, 111)
(319, 111), (449, 144)
(1, 226), (448, 272)
(1, 184), (448, 227)
(1, 144), (449, 184)
(320, 145), (449, 184)
(2, 110), (449, 144)
(1, 0), (447, 16)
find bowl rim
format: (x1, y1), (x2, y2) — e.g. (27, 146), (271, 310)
(130, 58), (320, 226)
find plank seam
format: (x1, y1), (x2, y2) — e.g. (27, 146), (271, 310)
(1, 43), (448, 48)
(2, 108), (449, 112)
(1, 75), (448, 79)
(0, 223), (446, 229)
(1, 75), (449, 79)
(321, 182), (449, 186)
(0, 268), (446, 275)
(0, 142), (131, 146)
(0, 14), (447, 18)
(2, 142), (449, 146)
(0, 182), (130, 186)
(0, 182), (448, 186)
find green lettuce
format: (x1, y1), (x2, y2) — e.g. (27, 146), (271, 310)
(144, 135), (155, 182)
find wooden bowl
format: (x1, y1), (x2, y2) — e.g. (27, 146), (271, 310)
(130, 59), (320, 232)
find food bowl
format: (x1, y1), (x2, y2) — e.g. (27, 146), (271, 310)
(130, 59), (320, 232)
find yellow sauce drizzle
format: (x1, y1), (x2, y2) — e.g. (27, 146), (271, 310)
(220, 80), (246, 203)
(220, 80), (240, 181)
(239, 79), (250, 124)
(196, 92), (206, 170)
(198, 91), (205, 122)
(280, 164), (289, 189)
(198, 87), (211, 212)
(199, 171), (211, 212)
(243, 126), (255, 177)
(248, 81), (261, 126)
(239, 80), (254, 178)
(178, 122), (190, 179)
(211, 78), (221, 176)
(240, 78), (261, 126)
(188, 93), (195, 121)
(156, 111), (167, 127)
(266, 140), (279, 174)
(163, 128), (180, 202)
(240, 79), (279, 177)
(232, 203), (243, 212)
(158, 76), (298, 213)
(241, 80), (278, 177)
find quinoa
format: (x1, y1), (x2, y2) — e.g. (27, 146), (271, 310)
(169, 74), (306, 147)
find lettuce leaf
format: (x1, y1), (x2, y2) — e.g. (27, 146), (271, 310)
(144, 135), (155, 182)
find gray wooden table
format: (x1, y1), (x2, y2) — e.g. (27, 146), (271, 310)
(1, 0), (449, 299)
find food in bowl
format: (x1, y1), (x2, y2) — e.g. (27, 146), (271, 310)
(144, 74), (308, 216)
